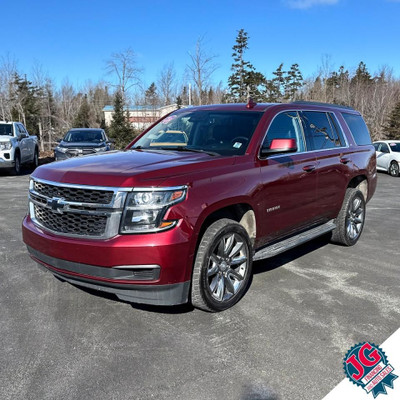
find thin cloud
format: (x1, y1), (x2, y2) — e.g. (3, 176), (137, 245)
(285, 0), (339, 9)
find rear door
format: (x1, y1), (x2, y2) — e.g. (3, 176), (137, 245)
(256, 111), (318, 246)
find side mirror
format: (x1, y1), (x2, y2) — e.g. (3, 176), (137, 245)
(260, 138), (297, 157)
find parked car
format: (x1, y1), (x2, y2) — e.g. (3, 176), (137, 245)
(23, 101), (377, 312)
(0, 121), (39, 175)
(373, 140), (400, 177)
(54, 128), (113, 161)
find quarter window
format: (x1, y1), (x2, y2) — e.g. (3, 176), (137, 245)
(301, 111), (342, 151)
(342, 113), (372, 145)
(263, 111), (305, 152)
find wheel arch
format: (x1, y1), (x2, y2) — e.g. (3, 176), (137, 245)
(347, 175), (368, 201)
(198, 203), (256, 247)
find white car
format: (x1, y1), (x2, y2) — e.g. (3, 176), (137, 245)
(373, 140), (400, 177)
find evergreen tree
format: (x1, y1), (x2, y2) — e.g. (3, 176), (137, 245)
(109, 91), (135, 148)
(145, 82), (159, 107)
(385, 100), (400, 139)
(73, 94), (90, 127)
(11, 74), (42, 134)
(284, 63), (303, 100)
(227, 29), (267, 102)
(269, 63), (286, 102)
(176, 95), (182, 109)
(351, 61), (373, 86)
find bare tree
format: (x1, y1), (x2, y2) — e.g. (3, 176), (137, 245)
(158, 62), (176, 105)
(187, 36), (218, 105)
(0, 54), (18, 120)
(105, 48), (141, 102)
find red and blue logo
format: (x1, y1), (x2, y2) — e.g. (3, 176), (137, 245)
(344, 342), (398, 398)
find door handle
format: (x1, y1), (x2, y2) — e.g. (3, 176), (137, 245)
(340, 157), (350, 164)
(303, 164), (316, 172)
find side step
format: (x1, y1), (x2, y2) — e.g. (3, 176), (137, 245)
(253, 220), (336, 261)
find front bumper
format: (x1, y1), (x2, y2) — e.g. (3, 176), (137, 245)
(22, 215), (193, 306)
(0, 158), (14, 169)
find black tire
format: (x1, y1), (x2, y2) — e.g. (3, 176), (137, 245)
(31, 148), (39, 171)
(389, 161), (399, 177)
(13, 152), (21, 175)
(331, 188), (366, 246)
(191, 218), (253, 312)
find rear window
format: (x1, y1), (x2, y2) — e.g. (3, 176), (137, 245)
(342, 113), (371, 145)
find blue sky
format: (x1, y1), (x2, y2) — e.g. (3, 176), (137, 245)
(2, 0), (400, 91)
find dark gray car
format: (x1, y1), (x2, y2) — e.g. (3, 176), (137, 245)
(54, 128), (113, 161)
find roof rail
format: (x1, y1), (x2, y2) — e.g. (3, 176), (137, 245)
(290, 101), (354, 111)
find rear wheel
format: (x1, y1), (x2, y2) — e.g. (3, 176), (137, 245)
(331, 188), (365, 246)
(389, 161), (399, 177)
(31, 148), (39, 170)
(191, 218), (253, 312)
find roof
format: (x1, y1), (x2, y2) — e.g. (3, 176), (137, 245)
(103, 104), (178, 112)
(68, 128), (104, 132)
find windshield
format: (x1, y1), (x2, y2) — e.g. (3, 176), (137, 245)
(133, 110), (263, 156)
(0, 124), (13, 136)
(389, 142), (400, 152)
(63, 130), (105, 143)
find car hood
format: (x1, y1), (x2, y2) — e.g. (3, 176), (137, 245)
(33, 149), (237, 187)
(0, 135), (12, 141)
(58, 141), (106, 148)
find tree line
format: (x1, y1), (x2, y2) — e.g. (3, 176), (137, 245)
(1, 29), (399, 152)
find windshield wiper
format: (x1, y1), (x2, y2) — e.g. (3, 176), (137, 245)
(133, 146), (218, 156)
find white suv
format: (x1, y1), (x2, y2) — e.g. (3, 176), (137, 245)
(0, 121), (39, 174)
(373, 140), (400, 177)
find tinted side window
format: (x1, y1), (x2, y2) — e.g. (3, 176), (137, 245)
(342, 113), (372, 145)
(380, 143), (390, 153)
(373, 143), (380, 151)
(264, 111), (305, 152)
(301, 111), (341, 151)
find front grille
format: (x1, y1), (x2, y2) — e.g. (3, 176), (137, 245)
(29, 178), (128, 239)
(34, 204), (107, 236)
(33, 181), (114, 204)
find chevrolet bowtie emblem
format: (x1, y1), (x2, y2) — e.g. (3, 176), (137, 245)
(49, 197), (66, 213)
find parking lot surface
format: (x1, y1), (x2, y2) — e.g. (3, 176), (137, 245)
(1, 169), (399, 400)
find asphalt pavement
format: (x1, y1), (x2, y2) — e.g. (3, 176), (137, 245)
(0, 167), (399, 400)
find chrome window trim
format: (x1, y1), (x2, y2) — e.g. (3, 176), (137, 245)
(258, 110), (306, 160)
(258, 108), (351, 161)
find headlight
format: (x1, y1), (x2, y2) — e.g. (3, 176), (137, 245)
(55, 146), (68, 153)
(120, 187), (187, 233)
(0, 142), (12, 150)
(94, 144), (107, 152)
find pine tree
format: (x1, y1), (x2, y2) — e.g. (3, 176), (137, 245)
(385, 100), (400, 139)
(11, 74), (42, 134)
(109, 91), (135, 148)
(284, 63), (303, 100)
(227, 29), (267, 102)
(73, 94), (90, 127)
(269, 63), (286, 102)
(145, 82), (159, 108)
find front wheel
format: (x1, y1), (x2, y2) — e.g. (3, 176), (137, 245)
(331, 188), (366, 246)
(389, 161), (399, 177)
(13, 153), (21, 175)
(191, 218), (253, 312)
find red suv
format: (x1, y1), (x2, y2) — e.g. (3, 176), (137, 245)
(22, 101), (377, 312)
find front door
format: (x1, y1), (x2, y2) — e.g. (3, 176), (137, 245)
(256, 111), (318, 247)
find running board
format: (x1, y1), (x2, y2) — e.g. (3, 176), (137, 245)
(253, 220), (336, 261)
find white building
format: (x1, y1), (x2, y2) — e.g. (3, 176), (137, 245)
(103, 104), (179, 131)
